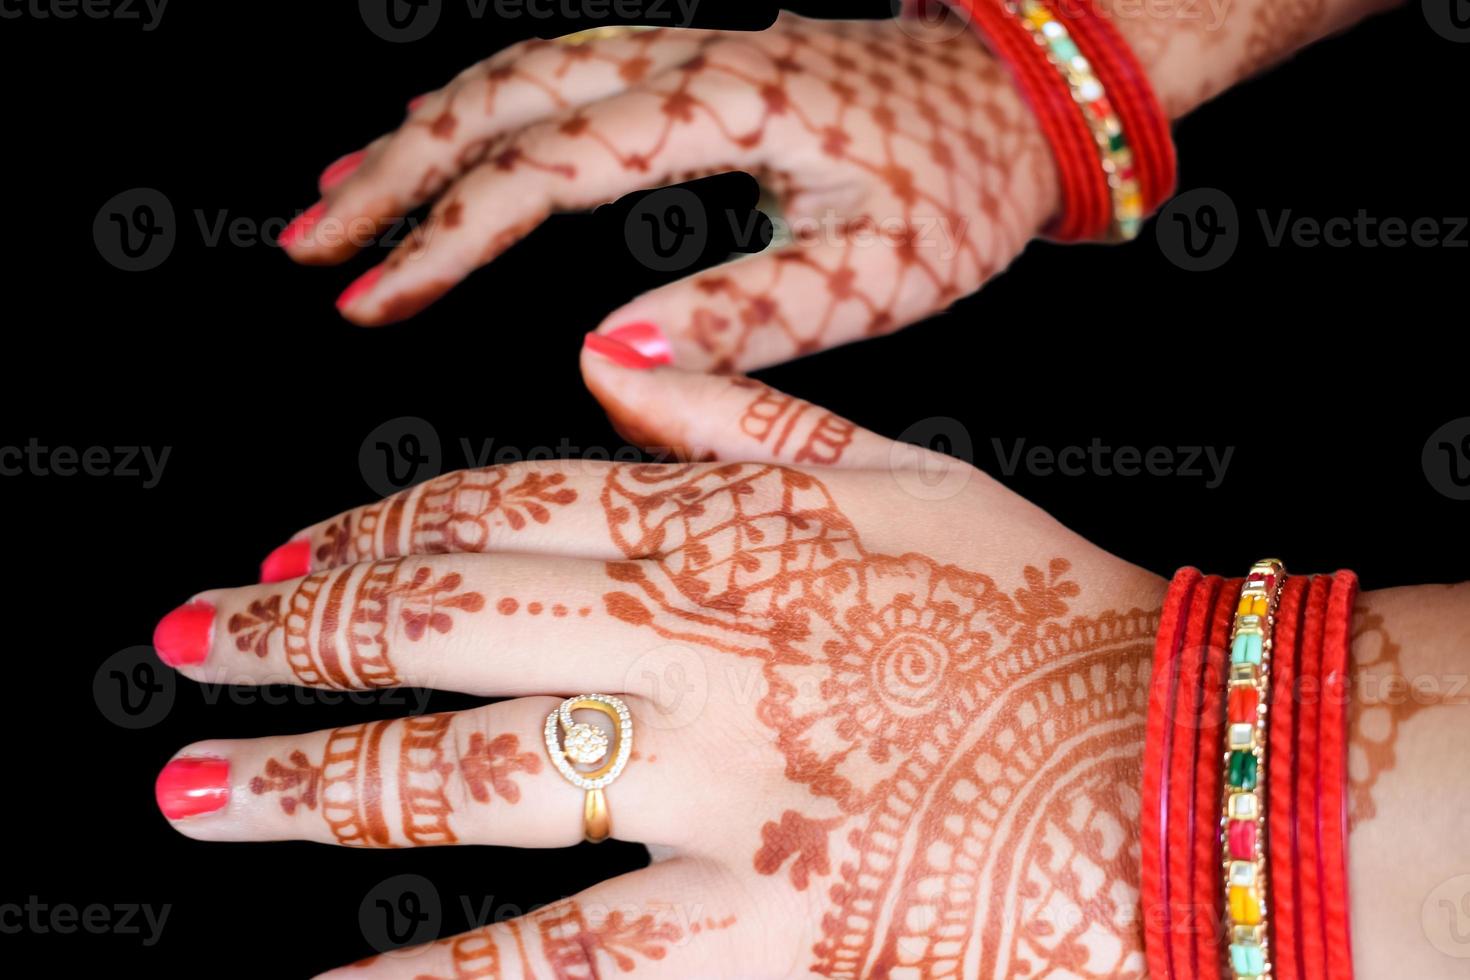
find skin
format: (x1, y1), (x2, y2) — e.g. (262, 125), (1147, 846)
(166, 5), (1458, 975)
(155, 351), (1470, 978)
(283, 0), (1401, 382)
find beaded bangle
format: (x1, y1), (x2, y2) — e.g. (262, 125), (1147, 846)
(914, 0), (1173, 240)
(1011, 0), (1144, 239)
(1223, 559), (1286, 979)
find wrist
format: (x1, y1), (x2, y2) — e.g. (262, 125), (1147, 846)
(1097, 0), (1404, 119)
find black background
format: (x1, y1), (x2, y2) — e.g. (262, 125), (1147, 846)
(2, 0), (1466, 974)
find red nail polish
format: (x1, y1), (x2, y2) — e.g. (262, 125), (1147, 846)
(336, 266), (384, 312)
(319, 150), (366, 192)
(260, 540), (311, 584)
(584, 332), (664, 370)
(156, 757), (230, 820)
(153, 601), (214, 667)
(603, 321), (673, 365)
(278, 201), (326, 249)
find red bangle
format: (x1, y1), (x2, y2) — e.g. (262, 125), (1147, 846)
(1269, 576), (1310, 980)
(923, 0), (1175, 240)
(1320, 572), (1358, 979)
(1188, 577), (1238, 977)
(1143, 562), (1358, 980)
(1055, 0), (1176, 210)
(1295, 576), (1331, 980)
(1166, 575), (1222, 976)
(1142, 567), (1202, 980)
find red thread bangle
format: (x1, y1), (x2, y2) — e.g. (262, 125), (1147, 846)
(1295, 576), (1331, 980)
(1056, 0), (1176, 210)
(943, 0), (1114, 240)
(1168, 575), (1222, 976)
(1320, 571), (1357, 979)
(1143, 567), (1202, 980)
(1269, 576), (1310, 980)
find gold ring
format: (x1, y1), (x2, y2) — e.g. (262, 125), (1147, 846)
(543, 694), (632, 843)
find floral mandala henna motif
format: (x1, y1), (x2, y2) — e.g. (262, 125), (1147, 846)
(227, 557), (485, 688)
(597, 463), (1156, 976)
(317, 467), (579, 569)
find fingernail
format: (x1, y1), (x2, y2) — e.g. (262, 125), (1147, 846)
(336, 266), (384, 313)
(407, 93), (429, 113)
(604, 321), (673, 365)
(156, 757), (230, 820)
(260, 540), (311, 584)
(319, 150), (366, 192)
(584, 332), (664, 370)
(153, 600), (214, 667)
(278, 201), (326, 249)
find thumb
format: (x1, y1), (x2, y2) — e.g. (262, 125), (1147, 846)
(580, 328), (896, 468)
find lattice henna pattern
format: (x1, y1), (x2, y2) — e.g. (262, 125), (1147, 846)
(347, 16), (1052, 367)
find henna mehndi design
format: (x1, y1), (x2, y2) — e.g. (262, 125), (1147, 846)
(250, 718), (540, 848)
(733, 377), (856, 465)
(597, 463), (1157, 976)
(317, 468), (578, 569)
(412, 900), (715, 979)
(228, 557), (485, 688)
(1347, 604), (1465, 828)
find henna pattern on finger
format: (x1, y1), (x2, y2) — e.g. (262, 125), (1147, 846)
(251, 716), (541, 848)
(597, 463), (1157, 977)
(460, 732), (542, 805)
(228, 557), (484, 688)
(733, 377), (856, 464)
(316, 467), (578, 569)
(413, 899), (720, 979)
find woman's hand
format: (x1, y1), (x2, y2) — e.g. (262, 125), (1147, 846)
(153, 354), (1168, 979)
(280, 13), (1056, 372)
